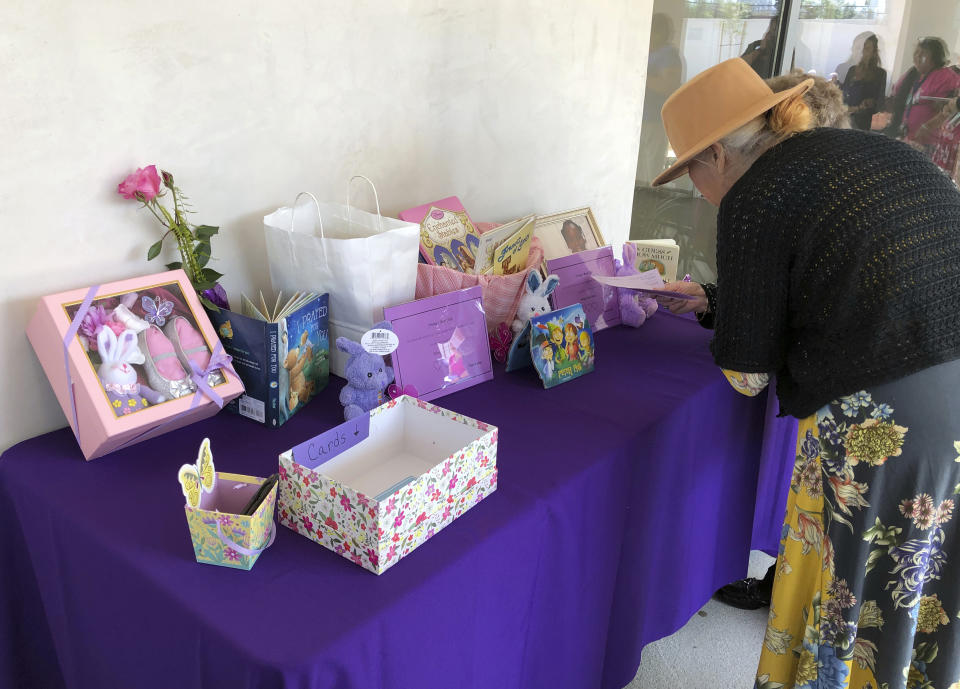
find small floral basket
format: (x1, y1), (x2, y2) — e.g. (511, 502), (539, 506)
(184, 471), (277, 571)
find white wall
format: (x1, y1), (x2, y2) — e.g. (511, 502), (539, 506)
(0, 0), (653, 452)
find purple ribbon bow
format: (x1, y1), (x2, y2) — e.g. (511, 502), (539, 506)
(189, 343), (237, 410)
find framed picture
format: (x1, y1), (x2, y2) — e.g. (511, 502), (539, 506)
(533, 207), (605, 262)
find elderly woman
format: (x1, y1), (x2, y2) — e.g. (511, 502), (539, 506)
(768, 69), (851, 129)
(654, 58), (960, 689)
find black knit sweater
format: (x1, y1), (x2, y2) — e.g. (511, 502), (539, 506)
(711, 127), (960, 418)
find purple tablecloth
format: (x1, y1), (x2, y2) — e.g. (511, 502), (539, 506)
(0, 314), (797, 689)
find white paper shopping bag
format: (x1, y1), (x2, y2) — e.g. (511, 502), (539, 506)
(264, 178), (420, 377)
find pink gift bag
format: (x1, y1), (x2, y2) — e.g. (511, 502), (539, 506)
(415, 223), (544, 333)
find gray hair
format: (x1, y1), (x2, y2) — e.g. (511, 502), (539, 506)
(766, 70), (850, 128)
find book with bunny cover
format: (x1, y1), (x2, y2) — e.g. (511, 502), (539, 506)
(206, 292), (329, 427)
(399, 196), (481, 272)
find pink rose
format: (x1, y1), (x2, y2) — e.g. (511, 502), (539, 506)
(117, 166), (161, 201)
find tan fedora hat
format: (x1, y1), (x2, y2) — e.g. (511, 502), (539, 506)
(651, 58), (812, 187)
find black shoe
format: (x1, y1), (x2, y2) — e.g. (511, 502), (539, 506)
(715, 565), (775, 610)
(715, 578), (771, 610)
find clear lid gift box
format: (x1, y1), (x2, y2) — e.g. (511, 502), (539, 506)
(26, 270), (244, 460)
(278, 396), (498, 574)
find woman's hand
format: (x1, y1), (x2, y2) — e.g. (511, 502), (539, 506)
(657, 281), (708, 314)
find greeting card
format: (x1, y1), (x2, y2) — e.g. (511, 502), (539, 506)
(546, 246), (620, 332)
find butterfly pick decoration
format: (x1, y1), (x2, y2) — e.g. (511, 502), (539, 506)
(142, 295), (174, 326)
(489, 322), (513, 363)
(387, 383), (418, 400)
(178, 437), (217, 508)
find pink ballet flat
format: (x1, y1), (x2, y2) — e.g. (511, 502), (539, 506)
(138, 325), (196, 398)
(164, 316), (225, 386)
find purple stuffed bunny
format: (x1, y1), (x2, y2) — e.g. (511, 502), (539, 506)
(336, 321), (396, 421)
(615, 243), (659, 327)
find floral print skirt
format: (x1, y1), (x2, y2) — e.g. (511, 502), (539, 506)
(756, 361), (960, 689)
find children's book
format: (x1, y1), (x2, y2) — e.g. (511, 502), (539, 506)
(628, 239), (679, 283)
(399, 196), (481, 273)
(529, 304), (595, 388)
(206, 292), (329, 427)
(473, 214), (535, 275)
(505, 304), (596, 389)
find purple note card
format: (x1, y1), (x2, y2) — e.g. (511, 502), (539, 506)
(383, 286), (493, 402)
(290, 413), (370, 471)
(546, 246), (620, 331)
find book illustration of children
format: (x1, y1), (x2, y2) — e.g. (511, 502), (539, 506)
(500, 255), (516, 274)
(547, 322), (567, 363)
(564, 323), (580, 362)
(538, 340), (555, 380)
(578, 330), (594, 368)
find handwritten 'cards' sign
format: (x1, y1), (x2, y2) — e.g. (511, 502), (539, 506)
(291, 414), (370, 470)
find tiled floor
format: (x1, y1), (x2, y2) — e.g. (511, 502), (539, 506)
(626, 552), (775, 689)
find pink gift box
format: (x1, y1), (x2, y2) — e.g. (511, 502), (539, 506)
(26, 270), (244, 460)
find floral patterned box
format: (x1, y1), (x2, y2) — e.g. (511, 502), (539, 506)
(278, 396), (498, 574)
(26, 270), (244, 460)
(184, 471), (277, 571)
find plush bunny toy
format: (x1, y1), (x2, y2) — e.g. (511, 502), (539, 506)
(511, 272), (560, 335)
(615, 243), (659, 327)
(336, 321), (396, 421)
(97, 328), (167, 417)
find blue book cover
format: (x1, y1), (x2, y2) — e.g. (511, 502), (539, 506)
(206, 294), (329, 427)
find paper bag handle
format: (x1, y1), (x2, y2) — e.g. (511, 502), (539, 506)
(283, 192), (331, 272)
(291, 192), (325, 238)
(346, 175), (385, 234)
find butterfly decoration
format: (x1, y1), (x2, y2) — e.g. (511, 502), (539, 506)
(178, 437), (217, 508)
(218, 320), (234, 339)
(142, 295), (174, 326)
(488, 322), (513, 363)
(387, 383), (418, 400)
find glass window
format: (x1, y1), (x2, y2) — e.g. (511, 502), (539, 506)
(631, 0), (960, 283)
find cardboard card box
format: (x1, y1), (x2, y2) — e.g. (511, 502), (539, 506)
(278, 396), (498, 574)
(26, 270), (244, 460)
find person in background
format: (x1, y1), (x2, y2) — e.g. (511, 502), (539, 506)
(637, 13), (683, 185)
(669, 68), (849, 611)
(930, 95), (960, 181)
(842, 34), (887, 130)
(876, 37), (960, 148)
(653, 56), (960, 689)
(741, 16), (779, 79)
